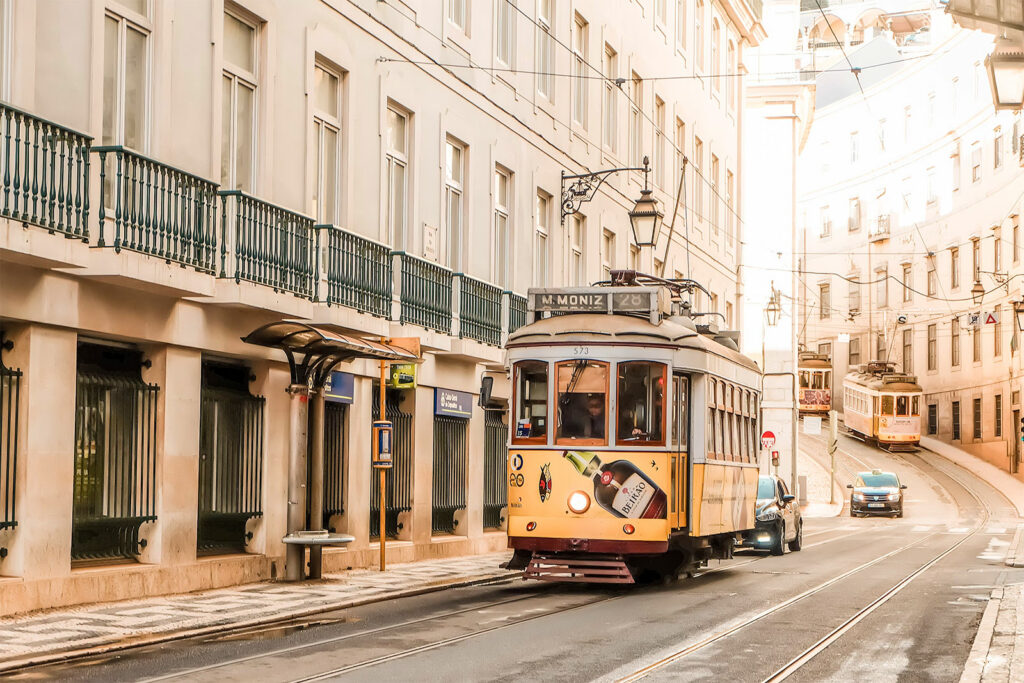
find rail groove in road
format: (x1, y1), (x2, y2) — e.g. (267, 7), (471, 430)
(615, 444), (1003, 682)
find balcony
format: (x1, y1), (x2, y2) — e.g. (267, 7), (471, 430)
(508, 292), (528, 333)
(315, 224), (391, 318)
(459, 275), (502, 346)
(95, 146), (218, 273)
(0, 103), (91, 240)
(869, 214), (891, 242)
(219, 190), (315, 299)
(395, 252), (453, 333)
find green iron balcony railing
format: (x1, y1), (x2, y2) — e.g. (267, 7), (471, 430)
(219, 190), (315, 299)
(508, 292), (528, 333)
(315, 225), (392, 317)
(396, 252), (453, 333)
(1, 103), (91, 239)
(459, 275), (502, 346)
(95, 146), (219, 273)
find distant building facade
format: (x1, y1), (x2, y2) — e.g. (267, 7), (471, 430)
(797, 4), (1024, 470)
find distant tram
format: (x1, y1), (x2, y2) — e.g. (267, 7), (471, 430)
(842, 362), (922, 451)
(797, 351), (832, 417)
(503, 275), (764, 583)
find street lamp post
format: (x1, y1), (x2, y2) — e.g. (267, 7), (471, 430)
(762, 283), (797, 493)
(971, 280), (986, 306)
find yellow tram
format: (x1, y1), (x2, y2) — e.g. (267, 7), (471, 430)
(502, 278), (762, 583)
(842, 361), (922, 451)
(798, 351), (832, 416)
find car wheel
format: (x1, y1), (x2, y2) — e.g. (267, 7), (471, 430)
(788, 520), (803, 552)
(896, 508), (903, 518)
(770, 521), (785, 556)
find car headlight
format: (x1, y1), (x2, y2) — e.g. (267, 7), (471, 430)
(567, 490), (591, 514)
(852, 493), (866, 501)
(756, 506), (779, 522)
(888, 493), (901, 501)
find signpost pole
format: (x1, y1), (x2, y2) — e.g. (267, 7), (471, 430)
(828, 410), (838, 505)
(379, 350), (388, 572)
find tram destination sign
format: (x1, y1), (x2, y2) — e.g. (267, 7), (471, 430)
(529, 287), (658, 318)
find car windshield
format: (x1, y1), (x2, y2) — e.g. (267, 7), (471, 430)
(857, 472), (899, 488)
(757, 476), (775, 499)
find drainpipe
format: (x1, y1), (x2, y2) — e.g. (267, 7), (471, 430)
(762, 371), (798, 494)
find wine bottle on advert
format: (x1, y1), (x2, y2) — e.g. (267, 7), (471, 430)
(563, 450), (667, 519)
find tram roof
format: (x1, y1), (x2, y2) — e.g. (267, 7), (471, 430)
(843, 368), (922, 393)
(798, 359), (832, 370)
(507, 313), (760, 372)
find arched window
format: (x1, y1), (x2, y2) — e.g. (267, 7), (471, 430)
(695, 0), (704, 72)
(711, 19), (720, 91)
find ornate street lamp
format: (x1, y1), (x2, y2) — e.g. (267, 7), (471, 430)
(628, 187), (664, 248)
(971, 280), (986, 306)
(1014, 300), (1024, 332)
(561, 156), (658, 234)
(765, 284), (782, 327)
(986, 40), (1024, 110)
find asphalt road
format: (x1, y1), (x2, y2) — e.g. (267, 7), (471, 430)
(14, 433), (1024, 682)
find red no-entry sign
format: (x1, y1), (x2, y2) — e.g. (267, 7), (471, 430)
(761, 430), (776, 450)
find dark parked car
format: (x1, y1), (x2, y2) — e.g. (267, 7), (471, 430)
(742, 474), (802, 555)
(848, 469), (908, 518)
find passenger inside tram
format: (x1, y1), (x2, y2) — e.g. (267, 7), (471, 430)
(555, 360), (609, 443)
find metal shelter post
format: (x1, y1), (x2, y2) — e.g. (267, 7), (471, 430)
(308, 386), (326, 579)
(286, 383), (310, 581)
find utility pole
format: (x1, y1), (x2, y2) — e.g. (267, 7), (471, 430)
(828, 409), (838, 504)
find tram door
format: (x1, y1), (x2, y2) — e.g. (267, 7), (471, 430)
(671, 375), (689, 529)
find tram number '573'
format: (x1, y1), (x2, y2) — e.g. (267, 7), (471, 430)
(572, 346), (589, 356)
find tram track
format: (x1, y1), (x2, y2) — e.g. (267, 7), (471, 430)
(613, 444), (1003, 682)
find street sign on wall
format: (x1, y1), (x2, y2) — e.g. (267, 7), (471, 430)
(434, 388), (473, 418)
(761, 430), (776, 450)
(324, 371), (354, 404)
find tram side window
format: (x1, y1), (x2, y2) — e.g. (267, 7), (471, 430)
(707, 379), (718, 457)
(512, 360), (548, 444)
(881, 395), (894, 415)
(912, 396), (920, 416)
(616, 361), (666, 446)
(671, 375), (689, 450)
(555, 360), (610, 445)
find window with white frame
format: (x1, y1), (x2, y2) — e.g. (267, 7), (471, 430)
(603, 45), (618, 153)
(572, 15), (587, 128)
(629, 73), (642, 166)
(571, 213), (586, 286)
(312, 62), (342, 225)
(971, 142), (982, 182)
(693, 136), (703, 221)
(926, 166), (936, 206)
(656, 0), (667, 26)
(535, 191), (550, 286)
(676, 0), (686, 49)
(385, 105), (409, 250)
(602, 229), (615, 280)
(850, 131), (859, 163)
(0, 0), (13, 101)
(444, 138), (465, 270)
(711, 19), (720, 92)
(952, 141), (961, 191)
(447, 0), (467, 32)
(222, 10), (258, 191)
(951, 247), (960, 289)
(994, 126), (1003, 168)
(727, 40), (736, 110)
(695, 0), (704, 72)
(710, 154), (719, 234)
(537, 0), (555, 100)
(675, 118), (685, 193)
(103, 5), (150, 151)
(726, 169), (734, 243)
(629, 244), (639, 271)
(820, 205), (831, 237)
(902, 264), (912, 302)
(493, 166), (511, 287)
(654, 97), (665, 188)
(496, 0), (515, 66)
(995, 228), (1003, 273)
(819, 283), (830, 320)
(875, 267), (887, 308)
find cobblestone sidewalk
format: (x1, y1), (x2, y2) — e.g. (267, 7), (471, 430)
(961, 582), (1024, 683)
(0, 551), (515, 671)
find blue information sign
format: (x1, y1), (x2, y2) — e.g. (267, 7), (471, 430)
(434, 388), (473, 418)
(324, 371), (355, 404)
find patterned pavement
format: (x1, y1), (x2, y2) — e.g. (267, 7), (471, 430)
(0, 551), (514, 668)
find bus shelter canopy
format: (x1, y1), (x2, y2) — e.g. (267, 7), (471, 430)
(242, 321), (418, 388)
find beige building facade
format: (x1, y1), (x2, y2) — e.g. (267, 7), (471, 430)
(0, 0), (761, 615)
(797, 6), (1024, 470)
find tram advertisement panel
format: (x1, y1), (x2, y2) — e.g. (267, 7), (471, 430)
(878, 416), (920, 440)
(507, 449), (671, 540)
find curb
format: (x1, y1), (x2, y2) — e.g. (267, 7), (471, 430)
(1007, 525), (1024, 568)
(0, 569), (519, 674)
(959, 586), (1003, 683)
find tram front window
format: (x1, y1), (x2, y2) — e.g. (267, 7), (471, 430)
(555, 360), (609, 445)
(617, 361), (666, 445)
(799, 371), (809, 388)
(896, 396), (910, 416)
(881, 396), (895, 415)
(512, 360), (548, 444)
(811, 372), (824, 390)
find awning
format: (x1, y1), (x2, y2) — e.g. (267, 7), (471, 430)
(242, 321), (419, 387)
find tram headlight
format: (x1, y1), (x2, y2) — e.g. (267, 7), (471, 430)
(567, 490), (591, 514)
